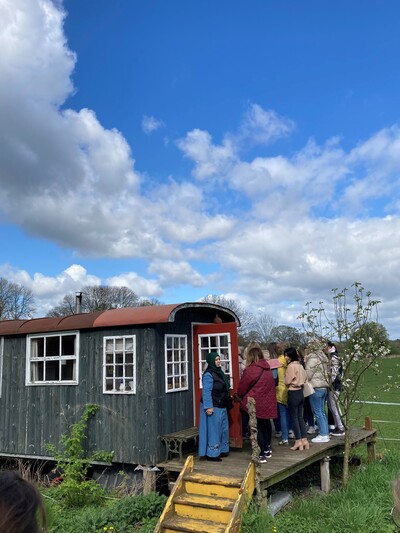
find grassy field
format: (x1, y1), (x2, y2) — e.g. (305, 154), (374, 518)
(350, 356), (400, 450)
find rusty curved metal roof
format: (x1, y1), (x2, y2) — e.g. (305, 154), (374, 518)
(0, 302), (240, 336)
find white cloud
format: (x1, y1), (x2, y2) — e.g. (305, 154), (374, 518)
(107, 272), (162, 297)
(141, 115), (165, 134)
(149, 260), (206, 288)
(177, 129), (236, 180)
(234, 104), (295, 147)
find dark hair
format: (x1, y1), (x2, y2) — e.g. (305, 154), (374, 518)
(0, 471), (47, 532)
(284, 347), (299, 362)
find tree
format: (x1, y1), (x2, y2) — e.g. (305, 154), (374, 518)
(250, 313), (277, 345)
(200, 294), (255, 335)
(0, 277), (35, 319)
(270, 325), (306, 347)
(47, 285), (139, 316)
(298, 283), (390, 487)
(350, 321), (389, 349)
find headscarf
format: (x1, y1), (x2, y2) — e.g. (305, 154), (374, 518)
(206, 352), (230, 391)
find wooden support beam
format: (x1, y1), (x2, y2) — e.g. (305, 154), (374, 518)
(320, 456), (331, 493)
(143, 469), (157, 495)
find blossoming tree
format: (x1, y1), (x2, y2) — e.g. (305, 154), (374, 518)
(298, 282), (390, 486)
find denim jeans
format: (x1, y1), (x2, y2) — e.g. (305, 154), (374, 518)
(278, 402), (290, 441)
(309, 387), (329, 436)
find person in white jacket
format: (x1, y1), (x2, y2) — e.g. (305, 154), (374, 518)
(304, 340), (330, 443)
(325, 341), (345, 437)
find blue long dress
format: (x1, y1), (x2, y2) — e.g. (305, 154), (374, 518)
(198, 372), (229, 458)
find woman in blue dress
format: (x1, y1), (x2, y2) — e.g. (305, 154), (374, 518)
(198, 352), (230, 461)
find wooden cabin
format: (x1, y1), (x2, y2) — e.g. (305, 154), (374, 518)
(0, 303), (242, 466)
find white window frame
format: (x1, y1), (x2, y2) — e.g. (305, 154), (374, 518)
(103, 335), (136, 394)
(198, 333), (233, 389)
(165, 334), (188, 393)
(26, 331), (79, 385)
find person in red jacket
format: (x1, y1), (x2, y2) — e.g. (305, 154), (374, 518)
(237, 346), (278, 463)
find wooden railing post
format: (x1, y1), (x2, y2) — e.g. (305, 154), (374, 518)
(364, 416), (373, 430)
(364, 416), (376, 463)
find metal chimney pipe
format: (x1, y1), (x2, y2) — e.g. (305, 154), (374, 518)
(75, 292), (83, 314)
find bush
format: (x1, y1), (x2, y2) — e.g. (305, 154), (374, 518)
(45, 491), (167, 532)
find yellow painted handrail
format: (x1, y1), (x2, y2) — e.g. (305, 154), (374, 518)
(154, 455), (194, 532)
(225, 461), (255, 532)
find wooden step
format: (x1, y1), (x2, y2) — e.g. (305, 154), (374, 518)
(174, 493), (235, 523)
(184, 472), (241, 499)
(162, 515), (226, 533)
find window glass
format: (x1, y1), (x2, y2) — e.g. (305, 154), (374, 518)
(103, 336), (136, 394)
(27, 333), (78, 385)
(198, 333), (233, 389)
(165, 335), (188, 392)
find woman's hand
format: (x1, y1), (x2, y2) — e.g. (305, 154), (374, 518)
(206, 408), (214, 416)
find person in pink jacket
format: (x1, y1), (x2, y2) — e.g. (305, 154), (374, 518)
(237, 346), (278, 463)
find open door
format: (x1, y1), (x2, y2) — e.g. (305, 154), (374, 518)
(193, 322), (242, 448)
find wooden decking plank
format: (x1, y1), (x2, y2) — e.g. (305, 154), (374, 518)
(158, 426), (376, 492)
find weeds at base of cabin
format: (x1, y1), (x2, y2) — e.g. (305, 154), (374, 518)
(46, 403), (114, 508)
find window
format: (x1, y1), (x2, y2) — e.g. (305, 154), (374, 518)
(27, 332), (78, 385)
(198, 333), (233, 388)
(165, 335), (188, 392)
(103, 336), (136, 394)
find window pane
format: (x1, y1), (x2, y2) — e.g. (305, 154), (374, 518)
(62, 335), (75, 356)
(116, 353), (123, 365)
(125, 365), (133, 378)
(125, 352), (133, 364)
(61, 360), (75, 380)
(115, 339), (123, 351)
(46, 337), (59, 357)
(106, 339), (114, 352)
(45, 361), (59, 381)
(125, 338), (133, 351)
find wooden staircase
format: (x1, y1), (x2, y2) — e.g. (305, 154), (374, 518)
(155, 456), (255, 533)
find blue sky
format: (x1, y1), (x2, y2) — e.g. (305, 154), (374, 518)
(1, 0), (400, 336)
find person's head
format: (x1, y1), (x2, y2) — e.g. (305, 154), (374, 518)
(246, 346), (264, 366)
(276, 341), (288, 355)
(206, 351), (221, 369)
(305, 337), (324, 355)
(0, 470), (47, 533)
(284, 346), (299, 363)
(324, 340), (337, 353)
(267, 342), (279, 359)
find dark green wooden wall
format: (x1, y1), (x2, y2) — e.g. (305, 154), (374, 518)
(0, 309), (220, 466)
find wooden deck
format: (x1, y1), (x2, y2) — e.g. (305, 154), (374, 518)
(157, 426), (376, 494)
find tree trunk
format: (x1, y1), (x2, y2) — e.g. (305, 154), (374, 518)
(342, 428), (351, 487)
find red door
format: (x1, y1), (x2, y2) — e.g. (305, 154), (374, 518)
(193, 322), (242, 448)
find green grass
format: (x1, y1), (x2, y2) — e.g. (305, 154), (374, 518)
(348, 357), (400, 450)
(243, 449), (400, 533)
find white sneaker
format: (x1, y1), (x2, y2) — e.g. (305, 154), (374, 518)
(311, 434), (330, 443)
(307, 426), (316, 434)
(288, 430), (295, 439)
(329, 425), (335, 430)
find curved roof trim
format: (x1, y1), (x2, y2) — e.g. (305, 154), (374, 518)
(0, 302), (240, 336)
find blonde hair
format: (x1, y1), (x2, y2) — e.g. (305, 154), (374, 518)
(246, 346), (264, 366)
